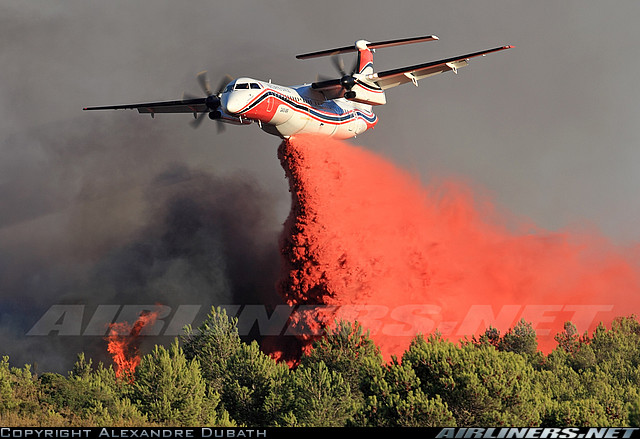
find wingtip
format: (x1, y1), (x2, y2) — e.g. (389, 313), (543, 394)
(505, 45), (515, 49)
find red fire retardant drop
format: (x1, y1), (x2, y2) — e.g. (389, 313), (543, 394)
(277, 134), (640, 360)
(106, 311), (159, 381)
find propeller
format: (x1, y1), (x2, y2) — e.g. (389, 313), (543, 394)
(197, 71), (214, 96)
(331, 54), (357, 96)
(331, 54), (348, 77)
(189, 72), (234, 129)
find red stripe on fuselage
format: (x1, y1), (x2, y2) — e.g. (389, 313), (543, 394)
(234, 88), (377, 129)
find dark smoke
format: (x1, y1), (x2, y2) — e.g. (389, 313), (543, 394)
(0, 118), (283, 373)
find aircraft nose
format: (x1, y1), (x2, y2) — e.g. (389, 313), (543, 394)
(222, 93), (243, 115)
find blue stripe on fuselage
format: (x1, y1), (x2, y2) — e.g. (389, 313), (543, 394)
(237, 90), (376, 125)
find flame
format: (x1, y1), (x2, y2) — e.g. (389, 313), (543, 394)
(275, 134), (640, 361)
(105, 311), (159, 381)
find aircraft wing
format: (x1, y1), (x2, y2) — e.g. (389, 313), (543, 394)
(369, 45), (513, 90)
(83, 98), (208, 115)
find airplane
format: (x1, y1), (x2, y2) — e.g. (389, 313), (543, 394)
(84, 35), (513, 139)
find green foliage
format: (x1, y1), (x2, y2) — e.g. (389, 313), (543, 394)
(374, 391), (455, 427)
(38, 355), (149, 427)
(591, 316), (640, 376)
(3, 314), (640, 427)
(0, 357), (16, 413)
(0, 353), (150, 426)
(221, 340), (292, 426)
(500, 319), (538, 356)
(290, 361), (355, 426)
(70, 353), (93, 380)
(473, 326), (501, 349)
(538, 316), (640, 426)
(301, 320), (385, 417)
(474, 319), (539, 356)
(358, 360), (456, 426)
(182, 306), (243, 393)
(629, 400), (640, 427)
(133, 340), (215, 425)
(554, 321), (580, 354)
(404, 333), (542, 426)
(182, 306), (292, 426)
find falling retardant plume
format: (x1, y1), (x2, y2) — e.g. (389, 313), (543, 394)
(105, 310), (159, 382)
(276, 134), (640, 361)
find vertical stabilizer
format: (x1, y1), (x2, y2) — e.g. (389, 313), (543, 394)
(355, 40), (374, 75)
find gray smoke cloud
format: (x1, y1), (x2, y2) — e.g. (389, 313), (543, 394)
(0, 115), (283, 372)
(2, 0), (640, 372)
(0, 1), (295, 372)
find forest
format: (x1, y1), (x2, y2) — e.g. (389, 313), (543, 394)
(1, 307), (640, 427)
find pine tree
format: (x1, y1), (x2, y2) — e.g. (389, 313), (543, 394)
(473, 326), (501, 349)
(300, 320), (384, 415)
(133, 340), (218, 425)
(183, 306), (292, 426)
(499, 318), (538, 356)
(358, 359), (456, 426)
(182, 306), (243, 393)
(222, 340), (293, 426)
(290, 361), (355, 426)
(70, 353), (93, 380)
(554, 322), (580, 354)
(403, 333), (542, 426)
(0, 357), (15, 413)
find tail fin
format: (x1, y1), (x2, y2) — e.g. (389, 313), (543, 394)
(298, 35), (439, 106)
(355, 40), (374, 75)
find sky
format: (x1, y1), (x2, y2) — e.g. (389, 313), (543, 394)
(1, 0), (640, 371)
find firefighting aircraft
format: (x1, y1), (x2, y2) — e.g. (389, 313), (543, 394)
(84, 35), (513, 139)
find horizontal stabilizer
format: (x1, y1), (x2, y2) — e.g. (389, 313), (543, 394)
(296, 35), (439, 60)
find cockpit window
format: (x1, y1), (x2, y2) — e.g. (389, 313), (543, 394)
(250, 83), (261, 89)
(235, 83), (250, 90)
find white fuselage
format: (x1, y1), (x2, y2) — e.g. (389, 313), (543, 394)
(219, 78), (378, 139)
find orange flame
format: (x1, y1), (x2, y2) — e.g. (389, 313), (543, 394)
(105, 311), (159, 381)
